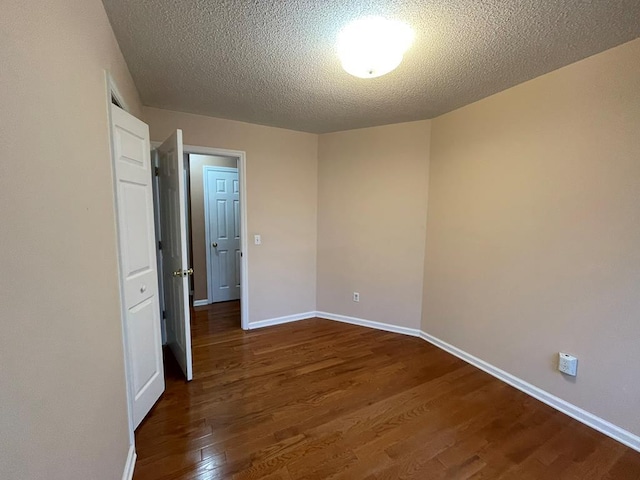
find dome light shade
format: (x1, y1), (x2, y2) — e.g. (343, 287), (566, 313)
(337, 16), (414, 79)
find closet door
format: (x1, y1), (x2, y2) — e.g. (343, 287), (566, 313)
(111, 104), (165, 428)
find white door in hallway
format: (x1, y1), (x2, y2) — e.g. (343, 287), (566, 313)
(110, 104), (165, 429)
(158, 130), (193, 381)
(205, 167), (241, 303)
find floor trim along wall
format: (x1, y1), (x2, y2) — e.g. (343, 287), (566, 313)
(247, 311), (317, 330)
(122, 444), (136, 480)
(248, 310), (640, 453)
(316, 311), (421, 338)
(418, 331), (640, 453)
(193, 299), (209, 307)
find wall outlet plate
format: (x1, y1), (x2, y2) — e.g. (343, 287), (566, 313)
(558, 352), (578, 376)
(353, 292), (360, 302)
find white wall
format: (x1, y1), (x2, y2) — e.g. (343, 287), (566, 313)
(0, 0), (142, 478)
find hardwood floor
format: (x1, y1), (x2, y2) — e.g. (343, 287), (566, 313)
(133, 302), (640, 479)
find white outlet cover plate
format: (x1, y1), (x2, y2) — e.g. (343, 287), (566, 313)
(558, 352), (578, 376)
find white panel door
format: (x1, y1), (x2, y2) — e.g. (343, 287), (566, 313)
(110, 105), (164, 429)
(205, 168), (241, 303)
(157, 130), (193, 381)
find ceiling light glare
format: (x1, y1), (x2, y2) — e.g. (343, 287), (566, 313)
(337, 16), (414, 79)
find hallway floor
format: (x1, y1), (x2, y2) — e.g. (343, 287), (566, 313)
(133, 303), (640, 479)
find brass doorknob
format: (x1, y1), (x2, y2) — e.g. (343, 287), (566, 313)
(173, 268), (193, 277)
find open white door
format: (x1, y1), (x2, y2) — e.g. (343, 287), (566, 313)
(157, 130), (193, 381)
(110, 105), (165, 428)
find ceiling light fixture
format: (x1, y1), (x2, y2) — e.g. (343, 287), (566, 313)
(337, 16), (415, 79)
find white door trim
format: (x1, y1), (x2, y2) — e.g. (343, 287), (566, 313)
(104, 71), (136, 449)
(121, 444), (137, 480)
(150, 149), (167, 344)
(203, 166), (240, 305)
(105, 71), (130, 114)
(152, 143), (250, 330)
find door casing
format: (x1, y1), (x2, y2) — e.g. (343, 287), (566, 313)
(151, 143), (250, 331)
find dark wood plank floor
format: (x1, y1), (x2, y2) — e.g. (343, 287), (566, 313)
(133, 302), (640, 479)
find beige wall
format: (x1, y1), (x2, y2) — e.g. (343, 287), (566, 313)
(189, 154), (238, 301)
(422, 38), (640, 435)
(0, 1), (142, 479)
(317, 121), (431, 329)
(143, 107), (318, 322)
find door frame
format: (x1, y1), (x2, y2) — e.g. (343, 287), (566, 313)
(150, 149), (167, 344)
(203, 166), (240, 305)
(189, 146), (249, 330)
(151, 143), (250, 331)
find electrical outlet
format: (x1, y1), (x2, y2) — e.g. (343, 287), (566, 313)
(353, 292), (360, 302)
(558, 352), (578, 376)
(254, 234), (261, 245)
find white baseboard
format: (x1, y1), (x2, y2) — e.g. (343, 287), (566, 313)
(193, 299), (209, 307)
(122, 444), (136, 480)
(247, 311), (316, 330)
(243, 309), (640, 452)
(316, 311), (421, 338)
(418, 331), (640, 452)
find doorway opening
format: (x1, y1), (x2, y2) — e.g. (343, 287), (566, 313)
(190, 156), (241, 307)
(151, 142), (249, 380)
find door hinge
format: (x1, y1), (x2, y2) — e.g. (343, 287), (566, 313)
(154, 166), (160, 177)
(158, 240), (162, 250)
(162, 310), (166, 319)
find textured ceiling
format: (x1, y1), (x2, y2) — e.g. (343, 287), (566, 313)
(102, 0), (640, 133)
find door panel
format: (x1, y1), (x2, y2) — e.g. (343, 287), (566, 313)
(235, 250), (242, 287)
(127, 298), (161, 396)
(120, 182), (152, 273)
(111, 105), (164, 429)
(218, 250), (229, 288)
(233, 200), (240, 238)
(216, 200), (227, 239)
(206, 168), (241, 303)
(158, 130), (193, 381)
